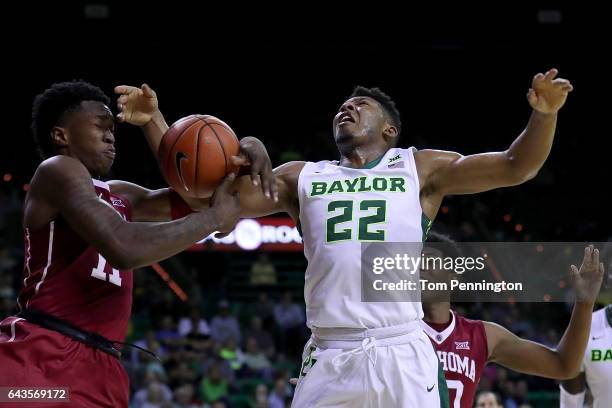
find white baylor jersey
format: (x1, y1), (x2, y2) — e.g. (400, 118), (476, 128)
(298, 147), (429, 329)
(582, 307), (612, 408)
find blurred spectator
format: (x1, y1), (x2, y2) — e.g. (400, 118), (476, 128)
(167, 361), (198, 389)
(250, 253), (277, 285)
(243, 336), (272, 379)
(219, 338), (245, 372)
(132, 330), (167, 368)
(132, 373), (172, 408)
(243, 316), (275, 358)
(178, 307), (210, 337)
(268, 377), (291, 408)
(274, 292), (305, 357)
(210, 300), (241, 345)
(172, 383), (199, 408)
(200, 361), (229, 404)
(253, 293), (275, 330)
(253, 383), (269, 408)
(475, 391), (503, 408)
(156, 315), (182, 345)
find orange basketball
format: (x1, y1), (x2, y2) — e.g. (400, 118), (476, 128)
(158, 115), (240, 198)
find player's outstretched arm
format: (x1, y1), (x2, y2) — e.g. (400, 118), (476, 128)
(484, 245), (603, 380)
(32, 155), (241, 269)
(416, 68), (573, 196)
(114, 84), (278, 200)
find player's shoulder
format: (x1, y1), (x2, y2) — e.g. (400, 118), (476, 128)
(275, 161), (307, 177)
(34, 155), (89, 183)
(30, 155), (92, 196)
(454, 311), (486, 331)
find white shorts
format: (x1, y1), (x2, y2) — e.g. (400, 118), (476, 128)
(292, 322), (448, 408)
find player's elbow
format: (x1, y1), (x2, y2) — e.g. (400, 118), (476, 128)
(100, 241), (140, 270)
(504, 154), (540, 185)
(554, 361), (583, 380)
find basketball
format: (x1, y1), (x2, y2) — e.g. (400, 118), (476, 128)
(158, 114), (240, 198)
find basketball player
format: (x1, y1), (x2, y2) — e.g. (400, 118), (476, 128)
(419, 232), (604, 408)
(0, 81), (275, 407)
(560, 304), (612, 408)
(117, 68), (573, 407)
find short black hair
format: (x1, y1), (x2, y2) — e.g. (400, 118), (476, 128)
(350, 86), (402, 136)
(425, 230), (463, 259)
(31, 80), (110, 159)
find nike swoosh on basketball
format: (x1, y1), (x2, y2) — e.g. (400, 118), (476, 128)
(175, 152), (189, 191)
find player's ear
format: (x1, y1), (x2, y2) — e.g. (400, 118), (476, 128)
(51, 126), (69, 149)
(383, 124), (398, 145)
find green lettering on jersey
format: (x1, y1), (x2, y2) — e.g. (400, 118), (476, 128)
(344, 178), (360, 193)
(605, 349), (612, 361)
(372, 178), (388, 191)
(390, 177), (406, 192)
(592, 349), (602, 361)
(311, 182), (327, 196)
(328, 180), (344, 194)
(358, 177), (372, 192)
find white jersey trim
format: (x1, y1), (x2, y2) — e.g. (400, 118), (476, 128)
(28, 221), (54, 307)
(420, 311), (457, 344)
(8, 318), (25, 342)
(92, 178), (110, 191)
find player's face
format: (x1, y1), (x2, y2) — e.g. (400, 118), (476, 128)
(64, 101), (116, 176)
(333, 96), (388, 146)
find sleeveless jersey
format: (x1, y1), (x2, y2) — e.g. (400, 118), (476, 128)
(298, 147), (428, 329)
(581, 306), (612, 408)
(16, 179), (133, 341)
(421, 312), (489, 408)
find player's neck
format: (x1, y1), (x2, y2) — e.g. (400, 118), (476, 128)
(337, 145), (389, 169)
(422, 302), (452, 324)
(606, 304), (612, 328)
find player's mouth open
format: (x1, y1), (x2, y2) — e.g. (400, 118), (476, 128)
(338, 113), (355, 125)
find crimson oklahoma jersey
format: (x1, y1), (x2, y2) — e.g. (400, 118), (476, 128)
(0, 179), (133, 407)
(421, 311), (488, 408)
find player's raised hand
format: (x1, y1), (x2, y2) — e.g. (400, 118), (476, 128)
(230, 136), (278, 202)
(114, 84), (159, 126)
(571, 245), (605, 303)
(527, 68), (573, 114)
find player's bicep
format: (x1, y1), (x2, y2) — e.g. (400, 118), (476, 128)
(36, 158), (129, 262)
(420, 149), (522, 195)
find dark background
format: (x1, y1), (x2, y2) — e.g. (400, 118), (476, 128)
(0, 4), (609, 407)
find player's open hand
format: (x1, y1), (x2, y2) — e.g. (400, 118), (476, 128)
(114, 84), (159, 126)
(571, 245), (605, 303)
(527, 69), (573, 114)
(230, 136), (278, 201)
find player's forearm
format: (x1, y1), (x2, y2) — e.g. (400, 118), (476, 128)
(505, 110), (558, 181)
(554, 301), (594, 378)
(109, 208), (219, 269)
(141, 110), (169, 156)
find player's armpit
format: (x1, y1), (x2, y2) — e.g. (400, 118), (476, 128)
(108, 180), (172, 222)
(484, 321), (579, 380)
(416, 149), (534, 197)
(561, 372), (586, 395)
